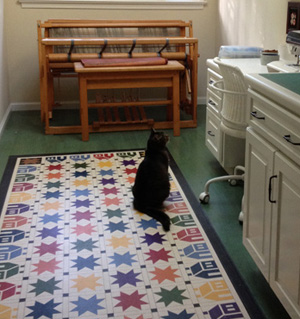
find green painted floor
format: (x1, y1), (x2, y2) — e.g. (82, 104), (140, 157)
(0, 106), (290, 319)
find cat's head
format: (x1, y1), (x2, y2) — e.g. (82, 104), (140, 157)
(147, 128), (169, 151)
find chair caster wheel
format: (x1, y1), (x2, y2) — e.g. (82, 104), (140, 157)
(199, 192), (210, 204)
(238, 211), (244, 223)
(229, 179), (237, 186)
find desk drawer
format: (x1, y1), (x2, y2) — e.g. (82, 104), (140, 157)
(207, 68), (222, 99)
(206, 107), (222, 161)
(207, 88), (222, 116)
(248, 89), (300, 164)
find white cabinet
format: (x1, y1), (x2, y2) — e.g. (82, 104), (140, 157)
(244, 73), (300, 319)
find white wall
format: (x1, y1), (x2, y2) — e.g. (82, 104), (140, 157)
(217, 0), (300, 52)
(0, 0), (9, 126)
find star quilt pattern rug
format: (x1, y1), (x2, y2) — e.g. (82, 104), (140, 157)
(0, 150), (261, 319)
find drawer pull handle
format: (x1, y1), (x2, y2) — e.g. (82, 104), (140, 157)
(283, 135), (300, 146)
(268, 175), (277, 203)
(251, 111), (265, 120)
(207, 130), (215, 137)
(208, 99), (216, 106)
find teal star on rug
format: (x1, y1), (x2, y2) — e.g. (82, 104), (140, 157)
(40, 213), (62, 224)
(72, 238), (98, 252)
(112, 270), (141, 287)
(110, 252), (136, 267)
(42, 190), (62, 200)
(29, 278), (61, 296)
(156, 287), (188, 306)
(26, 299), (60, 319)
(71, 255), (100, 270)
(72, 295), (104, 316)
(104, 208), (124, 219)
(44, 181), (63, 189)
(105, 220), (129, 233)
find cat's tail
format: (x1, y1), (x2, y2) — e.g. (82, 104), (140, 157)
(134, 202), (171, 232)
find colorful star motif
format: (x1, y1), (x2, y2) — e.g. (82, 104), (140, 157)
(97, 161), (113, 168)
(35, 241), (62, 256)
(42, 201), (61, 211)
(73, 162), (88, 169)
(104, 208), (124, 218)
(125, 167), (137, 175)
(101, 177), (116, 185)
(71, 274), (101, 291)
(122, 159), (136, 166)
(30, 278), (61, 296)
(32, 258), (61, 275)
(138, 218), (159, 230)
(141, 232), (166, 245)
(72, 224), (96, 236)
(72, 199), (92, 209)
(73, 210), (93, 222)
(40, 213), (62, 224)
(42, 190), (63, 200)
(47, 164), (63, 171)
(72, 238), (98, 252)
(108, 235), (132, 249)
(72, 295), (104, 315)
(105, 220), (129, 233)
(38, 226), (62, 239)
(99, 169), (114, 176)
(110, 252), (136, 267)
(156, 287), (188, 306)
(71, 255), (100, 270)
(150, 266), (180, 284)
(73, 171), (88, 178)
(162, 310), (194, 319)
(44, 181), (63, 189)
(46, 172), (63, 180)
(115, 290), (147, 311)
(145, 248), (173, 263)
(72, 189), (92, 197)
(101, 187), (119, 195)
(73, 179), (90, 187)
(26, 299), (60, 319)
(112, 270), (141, 287)
(103, 197), (122, 206)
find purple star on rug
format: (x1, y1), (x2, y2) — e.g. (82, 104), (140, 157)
(72, 210), (93, 222)
(37, 226), (62, 239)
(72, 295), (104, 316)
(26, 299), (60, 319)
(72, 199), (92, 209)
(122, 159), (136, 166)
(141, 232), (166, 246)
(101, 177), (116, 185)
(112, 270), (141, 287)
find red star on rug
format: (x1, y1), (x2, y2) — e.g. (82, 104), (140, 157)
(150, 266), (180, 283)
(115, 290), (147, 311)
(47, 164), (63, 171)
(35, 241), (62, 256)
(32, 258), (61, 275)
(72, 224), (96, 235)
(145, 248), (173, 263)
(125, 167), (137, 175)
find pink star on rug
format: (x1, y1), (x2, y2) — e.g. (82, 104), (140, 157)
(35, 241), (62, 256)
(32, 258), (61, 275)
(115, 290), (147, 311)
(72, 224), (96, 235)
(103, 197), (122, 206)
(145, 248), (173, 263)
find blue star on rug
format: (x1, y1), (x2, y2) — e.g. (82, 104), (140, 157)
(71, 295), (104, 316)
(110, 252), (136, 267)
(37, 226), (62, 239)
(138, 218), (159, 230)
(72, 189), (92, 197)
(72, 199), (92, 209)
(105, 220), (129, 233)
(99, 169), (114, 176)
(39, 213), (62, 224)
(26, 299), (60, 319)
(42, 190), (62, 200)
(71, 255), (100, 270)
(73, 171), (88, 178)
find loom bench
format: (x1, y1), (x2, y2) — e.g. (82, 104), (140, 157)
(74, 61), (185, 141)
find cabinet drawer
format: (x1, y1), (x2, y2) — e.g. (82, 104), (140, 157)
(205, 107), (221, 161)
(207, 68), (222, 98)
(207, 88), (222, 116)
(248, 89), (300, 165)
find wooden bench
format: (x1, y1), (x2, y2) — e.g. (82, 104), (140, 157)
(37, 19), (199, 137)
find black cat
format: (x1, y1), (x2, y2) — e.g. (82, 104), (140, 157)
(132, 129), (171, 231)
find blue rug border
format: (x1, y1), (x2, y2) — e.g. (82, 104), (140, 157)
(0, 149), (266, 319)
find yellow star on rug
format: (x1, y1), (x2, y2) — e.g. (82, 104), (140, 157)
(43, 201), (62, 211)
(97, 161), (113, 168)
(71, 274), (101, 291)
(108, 235), (132, 249)
(72, 179), (91, 187)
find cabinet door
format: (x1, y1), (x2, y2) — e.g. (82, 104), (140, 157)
(270, 152), (300, 319)
(243, 128), (276, 280)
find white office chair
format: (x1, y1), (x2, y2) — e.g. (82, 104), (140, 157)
(200, 57), (248, 221)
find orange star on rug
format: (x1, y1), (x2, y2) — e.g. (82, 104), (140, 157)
(150, 266), (180, 284)
(45, 172), (63, 180)
(71, 274), (101, 292)
(43, 201), (62, 211)
(72, 179), (91, 187)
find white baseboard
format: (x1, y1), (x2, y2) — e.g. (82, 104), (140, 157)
(0, 104), (12, 139)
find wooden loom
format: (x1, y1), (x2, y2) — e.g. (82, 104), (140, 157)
(37, 19), (199, 136)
